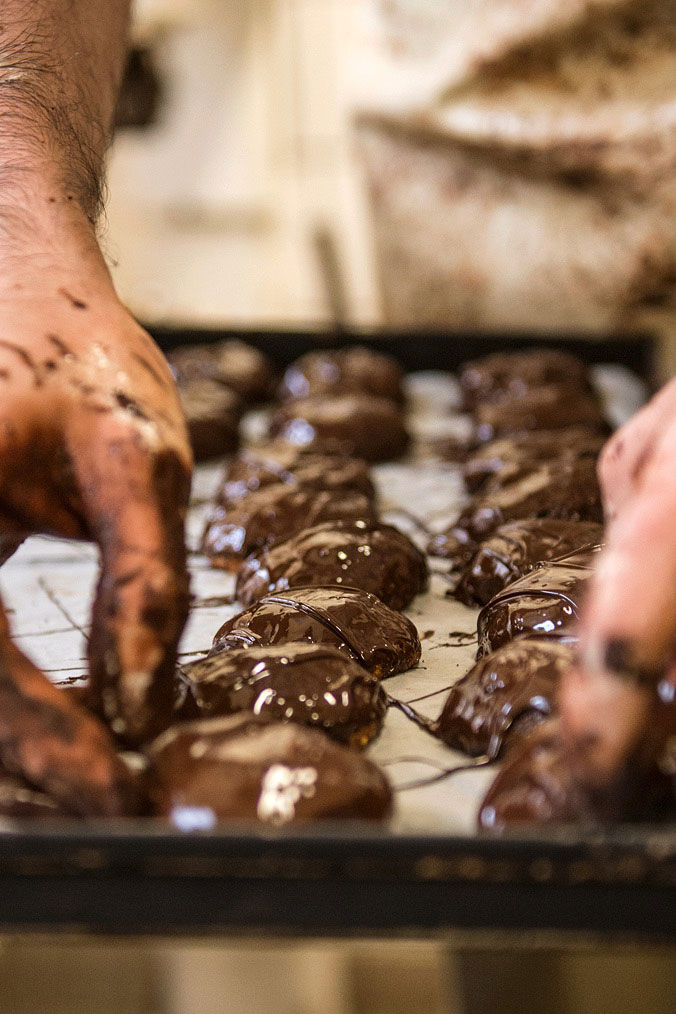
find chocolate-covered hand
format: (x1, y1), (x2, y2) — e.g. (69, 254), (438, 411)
(559, 380), (676, 801)
(0, 283), (192, 747)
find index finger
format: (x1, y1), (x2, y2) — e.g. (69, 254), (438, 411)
(581, 413), (676, 676)
(70, 412), (191, 745)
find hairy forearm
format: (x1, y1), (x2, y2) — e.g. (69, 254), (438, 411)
(0, 1), (131, 227)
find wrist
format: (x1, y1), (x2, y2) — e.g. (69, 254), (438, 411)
(0, 167), (115, 301)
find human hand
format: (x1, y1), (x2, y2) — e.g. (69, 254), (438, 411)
(0, 268), (192, 751)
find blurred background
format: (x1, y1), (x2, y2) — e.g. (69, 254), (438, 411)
(106, 0), (676, 377)
(7, 2), (676, 1011)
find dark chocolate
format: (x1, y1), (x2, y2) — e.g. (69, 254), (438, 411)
(178, 378), (243, 462)
(437, 639), (576, 758)
(459, 349), (591, 411)
(455, 456), (603, 542)
(454, 519), (604, 606)
(269, 395), (410, 462)
(278, 346), (405, 403)
(427, 526), (479, 568)
(474, 384), (607, 443)
(476, 546), (601, 656)
(147, 713), (393, 824)
(169, 339), (274, 403)
(236, 519), (428, 610)
(478, 721), (591, 830)
(202, 484), (376, 570)
(211, 586), (421, 678)
(216, 443), (375, 506)
(463, 428), (605, 494)
(182, 644), (387, 747)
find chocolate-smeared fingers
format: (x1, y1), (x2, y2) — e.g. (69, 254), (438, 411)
(0, 638), (142, 817)
(278, 346), (405, 404)
(476, 546), (602, 656)
(147, 713), (393, 824)
(269, 395), (410, 462)
(202, 484), (376, 570)
(181, 644), (387, 747)
(236, 519), (428, 610)
(436, 638), (576, 759)
(211, 586), (422, 678)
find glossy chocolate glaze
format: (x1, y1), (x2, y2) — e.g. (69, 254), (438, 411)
(211, 586), (421, 678)
(168, 339), (274, 403)
(454, 519), (604, 607)
(278, 346), (405, 404)
(426, 526), (479, 568)
(463, 429), (605, 494)
(459, 349), (591, 411)
(178, 378), (243, 462)
(147, 713), (393, 824)
(455, 456), (603, 542)
(202, 484), (376, 570)
(216, 443), (375, 506)
(476, 546), (602, 656)
(474, 383), (607, 443)
(478, 721), (592, 830)
(437, 639), (576, 759)
(269, 395), (410, 462)
(236, 519), (429, 610)
(182, 644), (387, 748)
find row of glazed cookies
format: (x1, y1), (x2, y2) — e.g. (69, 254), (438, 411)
(428, 350), (676, 831)
(0, 345), (423, 825)
(169, 341), (411, 463)
(158, 342), (428, 825)
(24, 586), (421, 825)
(131, 346), (427, 826)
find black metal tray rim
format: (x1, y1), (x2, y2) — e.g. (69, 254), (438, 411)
(3, 821), (676, 888)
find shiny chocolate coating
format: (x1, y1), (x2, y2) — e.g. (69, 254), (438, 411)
(168, 339), (274, 403)
(202, 484), (376, 570)
(182, 644), (387, 748)
(454, 519), (604, 607)
(178, 378), (243, 462)
(211, 586), (421, 678)
(478, 721), (591, 830)
(476, 546), (601, 656)
(459, 349), (591, 412)
(236, 519), (428, 610)
(147, 713), (393, 824)
(437, 639), (576, 759)
(456, 456), (603, 542)
(463, 428), (605, 494)
(269, 395), (410, 462)
(426, 526), (479, 567)
(278, 346), (405, 403)
(474, 384), (607, 443)
(216, 443), (375, 506)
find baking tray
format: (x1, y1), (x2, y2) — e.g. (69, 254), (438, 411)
(0, 325), (673, 940)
